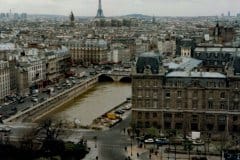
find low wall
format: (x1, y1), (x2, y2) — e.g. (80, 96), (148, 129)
(4, 75), (100, 123)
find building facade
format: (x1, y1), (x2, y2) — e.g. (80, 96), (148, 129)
(193, 46), (240, 73)
(45, 46), (71, 83)
(0, 61), (10, 102)
(68, 39), (108, 65)
(132, 52), (240, 136)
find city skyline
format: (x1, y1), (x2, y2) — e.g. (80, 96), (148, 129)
(0, 0), (239, 17)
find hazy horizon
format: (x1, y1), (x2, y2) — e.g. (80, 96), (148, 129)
(0, 0), (239, 17)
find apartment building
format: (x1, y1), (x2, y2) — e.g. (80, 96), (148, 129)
(132, 52), (240, 136)
(0, 61), (10, 102)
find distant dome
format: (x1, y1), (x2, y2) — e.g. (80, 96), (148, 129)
(136, 52), (161, 74)
(233, 55), (240, 75)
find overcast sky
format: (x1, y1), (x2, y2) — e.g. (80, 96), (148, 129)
(0, 0), (239, 17)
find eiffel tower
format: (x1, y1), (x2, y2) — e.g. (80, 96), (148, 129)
(96, 0), (104, 18)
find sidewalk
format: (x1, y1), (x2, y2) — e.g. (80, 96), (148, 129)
(83, 140), (99, 160)
(124, 144), (221, 160)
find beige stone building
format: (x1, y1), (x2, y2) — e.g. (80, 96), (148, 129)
(68, 39), (108, 65)
(16, 68), (29, 97)
(132, 52), (240, 136)
(0, 61), (10, 102)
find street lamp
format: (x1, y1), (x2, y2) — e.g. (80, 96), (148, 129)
(130, 135), (133, 156)
(93, 136), (97, 148)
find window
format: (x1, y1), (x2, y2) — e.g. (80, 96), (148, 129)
(166, 101), (170, 109)
(218, 125), (225, 131)
(209, 91), (213, 99)
(138, 112), (142, 119)
(192, 115), (198, 121)
(153, 112), (157, 118)
(175, 113), (183, 118)
(220, 102), (226, 110)
(146, 100), (150, 108)
(192, 101), (198, 109)
(153, 101), (158, 108)
(177, 81), (182, 87)
(218, 115), (226, 122)
(164, 113), (172, 118)
(138, 80), (142, 87)
(145, 90), (150, 97)
(177, 102), (182, 109)
(165, 91), (170, 98)
(193, 81), (198, 87)
(207, 124), (214, 131)
(138, 90), (142, 97)
(145, 112), (150, 119)
(177, 91), (182, 98)
(145, 122), (150, 128)
(153, 80), (158, 87)
(193, 91), (198, 98)
(233, 116), (238, 121)
(175, 123), (183, 130)
(220, 92), (225, 99)
(208, 101), (213, 109)
(233, 103), (239, 110)
(153, 91), (158, 98)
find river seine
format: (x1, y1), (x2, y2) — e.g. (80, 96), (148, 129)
(42, 82), (131, 126)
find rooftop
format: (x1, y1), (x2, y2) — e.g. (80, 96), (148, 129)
(166, 71), (226, 78)
(165, 57), (202, 72)
(0, 43), (15, 51)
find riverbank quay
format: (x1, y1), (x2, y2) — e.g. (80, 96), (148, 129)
(3, 74), (100, 123)
(90, 100), (131, 130)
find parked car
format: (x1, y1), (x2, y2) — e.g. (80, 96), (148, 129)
(18, 99), (25, 103)
(136, 136), (144, 142)
(122, 105), (131, 110)
(144, 138), (154, 144)
(155, 138), (169, 145)
(0, 125), (11, 132)
(31, 98), (38, 102)
(115, 110), (125, 114)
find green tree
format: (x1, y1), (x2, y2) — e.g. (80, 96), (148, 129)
(146, 127), (158, 137)
(183, 139), (193, 160)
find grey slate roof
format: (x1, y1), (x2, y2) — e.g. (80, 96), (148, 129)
(136, 52), (161, 74)
(166, 71), (226, 78)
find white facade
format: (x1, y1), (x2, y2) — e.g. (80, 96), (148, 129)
(158, 40), (176, 55)
(112, 50), (119, 63)
(0, 61), (10, 101)
(27, 60), (44, 86)
(181, 47), (191, 57)
(18, 50), (45, 87)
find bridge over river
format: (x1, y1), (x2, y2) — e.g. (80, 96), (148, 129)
(98, 70), (131, 82)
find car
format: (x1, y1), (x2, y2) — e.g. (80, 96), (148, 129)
(122, 105), (131, 110)
(144, 138), (154, 144)
(31, 98), (38, 102)
(32, 94), (38, 98)
(115, 110), (125, 114)
(155, 138), (169, 145)
(136, 136), (145, 142)
(57, 86), (62, 90)
(0, 125), (11, 132)
(18, 99), (25, 103)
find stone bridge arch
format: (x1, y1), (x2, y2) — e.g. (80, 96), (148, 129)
(98, 74), (114, 82)
(119, 76), (132, 83)
(98, 74), (131, 82)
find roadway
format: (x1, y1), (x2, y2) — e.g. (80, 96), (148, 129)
(0, 67), (97, 121)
